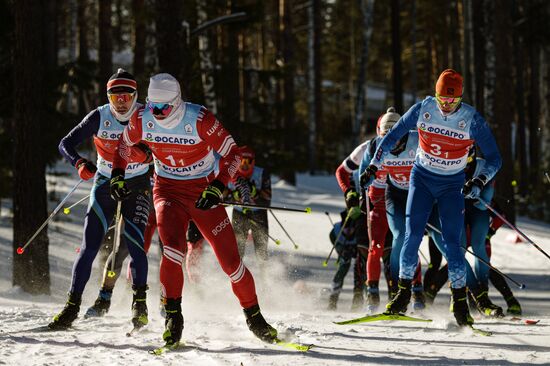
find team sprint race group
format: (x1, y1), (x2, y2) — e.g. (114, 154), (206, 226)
(48, 67), (520, 348)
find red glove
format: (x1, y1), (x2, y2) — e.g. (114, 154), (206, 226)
(128, 143), (153, 164)
(75, 158), (97, 180)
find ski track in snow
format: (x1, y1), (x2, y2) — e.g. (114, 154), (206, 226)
(0, 168), (549, 365)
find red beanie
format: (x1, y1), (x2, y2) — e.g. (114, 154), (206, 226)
(436, 69), (463, 97)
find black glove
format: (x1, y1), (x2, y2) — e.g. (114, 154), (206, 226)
(345, 189), (362, 220)
(110, 168), (131, 201)
(360, 165), (378, 188)
(234, 176), (256, 203)
(195, 179), (225, 210)
(344, 189), (359, 208)
(486, 227), (497, 240)
(462, 175), (486, 200)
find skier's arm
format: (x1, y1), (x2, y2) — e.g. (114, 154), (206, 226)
(370, 102), (421, 167)
(335, 159), (357, 193)
(198, 108), (240, 186)
(358, 141), (373, 182)
(257, 169), (272, 206)
(470, 112), (502, 184)
(113, 109), (146, 172)
(58, 109), (100, 167)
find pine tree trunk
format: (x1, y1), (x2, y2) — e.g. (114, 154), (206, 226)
(98, 0), (113, 102)
(390, 0), (403, 113)
(196, 0), (218, 113)
(132, 0), (146, 80)
(492, 0), (516, 222)
(528, 42), (541, 202)
(155, 0), (183, 82)
(13, 0), (51, 295)
(472, 0), (485, 113)
(281, 0), (296, 184)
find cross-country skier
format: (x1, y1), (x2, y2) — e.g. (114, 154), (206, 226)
(111, 73), (276, 347)
(226, 146), (271, 266)
(327, 211), (362, 310)
(360, 124), (426, 311)
(51, 69), (152, 330)
(356, 108), (399, 313)
(335, 141), (371, 310)
(361, 69), (502, 326)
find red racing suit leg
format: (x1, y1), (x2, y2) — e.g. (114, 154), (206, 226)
(367, 186), (389, 283)
(154, 175), (258, 309)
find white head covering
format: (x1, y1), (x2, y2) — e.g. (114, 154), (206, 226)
(148, 73), (184, 128)
(377, 107), (401, 135)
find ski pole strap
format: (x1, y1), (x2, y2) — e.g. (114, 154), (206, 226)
(222, 202), (311, 213)
(478, 198), (550, 261)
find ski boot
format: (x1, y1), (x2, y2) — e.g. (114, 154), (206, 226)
(350, 289), (364, 312)
(424, 284), (439, 305)
(450, 287), (474, 326)
(84, 289), (112, 318)
(506, 296), (522, 315)
(49, 293), (81, 329)
(131, 285), (149, 329)
(244, 304), (278, 343)
(328, 293), (339, 311)
(412, 285), (426, 311)
(365, 285), (380, 314)
(385, 278), (411, 314)
(470, 286), (504, 317)
(163, 298), (184, 346)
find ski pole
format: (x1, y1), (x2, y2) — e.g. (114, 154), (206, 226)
(247, 216), (281, 245)
(222, 202), (311, 214)
(269, 209), (299, 249)
(108, 201), (123, 278)
(545, 172), (550, 184)
(425, 222), (526, 289)
(63, 194), (91, 214)
(17, 179), (84, 255)
(478, 198), (550, 262)
(322, 213), (351, 267)
(325, 211), (335, 226)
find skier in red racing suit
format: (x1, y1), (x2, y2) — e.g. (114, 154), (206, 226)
(111, 73), (277, 346)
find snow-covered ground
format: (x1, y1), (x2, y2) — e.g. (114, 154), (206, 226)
(1, 168), (549, 365)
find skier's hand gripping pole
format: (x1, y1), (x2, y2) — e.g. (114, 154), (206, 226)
(269, 209), (299, 249)
(426, 222), (526, 289)
(17, 179), (84, 255)
(108, 201), (123, 278)
(478, 198), (550, 262)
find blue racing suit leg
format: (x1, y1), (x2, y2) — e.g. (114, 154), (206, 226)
(399, 167), (435, 280)
(385, 183), (407, 284)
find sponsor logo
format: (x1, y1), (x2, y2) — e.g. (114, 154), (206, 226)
(145, 133), (153, 141)
(212, 217), (231, 236)
(423, 152), (464, 167)
(101, 131), (108, 138)
(185, 123), (193, 134)
(206, 120), (220, 136)
(384, 159), (414, 167)
(423, 112), (431, 121)
(424, 126), (465, 139)
(458, 120), (466, 129)
(104, 120), (111, 127)
(155, 200), (172, 209)
(146, 121), (154, 129)
(419, 122), (426, 130)
(408, 149), (415, 158)
(161, 160), (205, 173)
(153, 136), (196, 144)
(133, 217), (140, 223)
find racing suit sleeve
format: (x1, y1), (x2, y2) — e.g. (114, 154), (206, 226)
(197, 108), (240, 186)
(470, 112), (502, 183)
(370, 102), (422, 167)
(58, 109), (100, 167)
